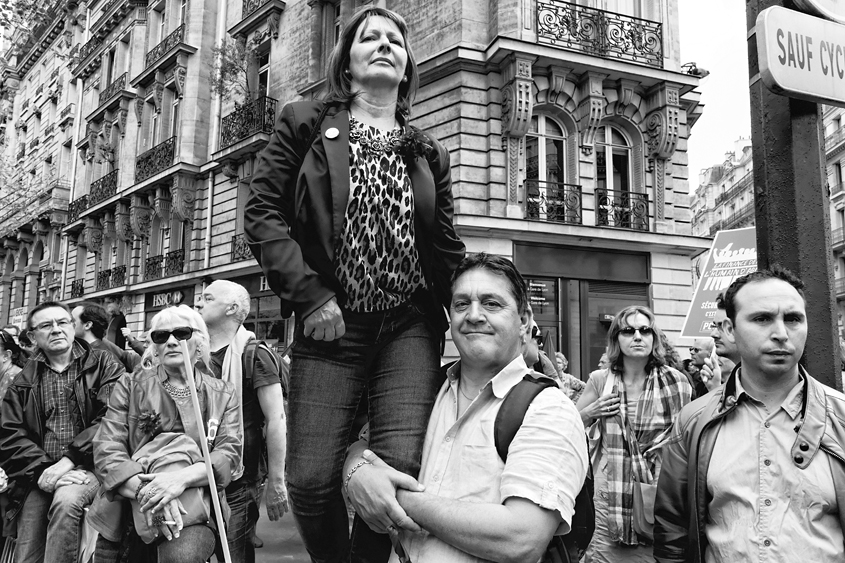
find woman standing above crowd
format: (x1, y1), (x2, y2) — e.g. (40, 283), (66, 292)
(244, 6), (465, 561)
(577, 306), (692, 563)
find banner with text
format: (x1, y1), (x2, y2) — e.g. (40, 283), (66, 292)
(681, 227), (757, 338)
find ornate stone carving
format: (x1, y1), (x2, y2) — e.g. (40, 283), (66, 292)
(222, 161), (239, 182)
(576, 72), (607, 155)
(135, 97), (144, 126)
(643, 84), (681, 160)
(86, 217), (104, 253)
(610, 78), (639, 119)
(174, 65), (187, 99)
(653, 157), (666, 222)
(500, 54), (535, 138)
(170, 174), (196, 223)
(268, 12), (281, 39)
(545, 65), (573, 108)
(154, 185), (172, 223)
(153, 81), (164, 113)
(506, 136), (520, 206)
(117, 109), (127, 137)
(130, 194), (153, 238)
(115, 203), (132, 241)
(102, 212), (116, 240)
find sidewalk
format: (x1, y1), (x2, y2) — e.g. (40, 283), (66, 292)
(254, 505), (310, 563)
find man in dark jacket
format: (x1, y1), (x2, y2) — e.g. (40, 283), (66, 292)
(72, 301), (140, 373)
(0, 301), (125, 563)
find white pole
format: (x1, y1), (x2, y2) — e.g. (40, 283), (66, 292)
(179, 339), (232, 563)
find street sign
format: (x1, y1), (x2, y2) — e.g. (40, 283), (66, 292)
(757, 6), (845, 105)
(794, 0), (845, 24)
(681, 228), (758, 339)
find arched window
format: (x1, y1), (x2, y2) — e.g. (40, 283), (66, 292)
(595, 124), (647, 230)
(524, 115), (579, 224)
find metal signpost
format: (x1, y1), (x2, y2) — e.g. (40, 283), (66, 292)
(747, 0), (841, 389)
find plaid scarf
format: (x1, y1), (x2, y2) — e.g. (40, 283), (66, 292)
(601, 366), (692, 545)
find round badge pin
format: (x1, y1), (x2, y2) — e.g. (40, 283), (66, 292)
(325, 127), (339, 139)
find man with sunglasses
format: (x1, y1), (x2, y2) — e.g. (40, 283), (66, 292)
(195, 280), (288, 563)
(655, 266), (845, 563)
(0, 301), (125, 563)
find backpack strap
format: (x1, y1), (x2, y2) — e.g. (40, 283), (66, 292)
(296, 103), (331, 163)
(494, 374), (558, 462)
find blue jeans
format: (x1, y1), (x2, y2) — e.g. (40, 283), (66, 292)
(287, 302), (443, 563)
(223, 480), (261, 563)
(15, 470), (100, 563)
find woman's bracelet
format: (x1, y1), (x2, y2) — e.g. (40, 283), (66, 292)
(134, 480), (146, 501)
(343, 459), (371, 492)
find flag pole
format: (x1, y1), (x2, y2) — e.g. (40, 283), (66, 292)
(180, 339), (232, 563)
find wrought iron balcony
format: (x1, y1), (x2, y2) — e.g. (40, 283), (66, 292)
(146, 24), (185, 69)
(836, 278), (845, 300)
(135, 136), (176, 182)
(60, 105), (74, 119)
(220, 96), (277, 149)
(145, 254), (164, 281)
(29, 138), (40, 152)
(76, 35), (103, 67)
(832, 228), (845, 252)
(21, 99), (29, 112)
(71, 279), (85, 299)
(89, 169), (119, 206)
(16, 144), (25, 160)
(35, 84), (43, 97)
(50, 67), (59, 81)
(826, 127), (845, 155)
(243, 0), (271, 18)
(112, 264), (127, 286)
(595, 188), (649, 231)
(45, 123), (54, 137)
(722, 201), (755, 230)
(99, 72), (127, 106)
(68, 194), (89, 222)
(709, 220), (722, 236)
(715, 171), (754, 206)
(524, 180), (582, 225)
(165, 249), (185, 276)
(232, 233), (253, 262)
(832, 182), (845, 197)
(96, 269), (111, 291)
(537, 0), (663, 68)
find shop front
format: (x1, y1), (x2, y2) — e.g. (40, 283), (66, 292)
(515, 243), (651, 380)
(144, 286), (196, 328)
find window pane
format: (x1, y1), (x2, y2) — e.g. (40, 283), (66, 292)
(611, 128), (627, 146)
(612, 150), (629, 192)
(546, 138), (564, 183)
(595, 127), (606, 144)
(545, 117), (564, 138)
(529, 115), (539, 134)
(526, 136), (539, 181)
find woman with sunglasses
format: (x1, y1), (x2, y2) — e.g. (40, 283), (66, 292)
(576, 305), (691, 562)
(91, 305), (241, 563)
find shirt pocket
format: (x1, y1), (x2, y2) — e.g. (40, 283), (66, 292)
(457, 444), (502, 502)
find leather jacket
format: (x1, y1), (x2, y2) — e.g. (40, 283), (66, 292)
(0, 339), (125, 534)
(88, 365), (241, 541)
(654, 366), (845, 563)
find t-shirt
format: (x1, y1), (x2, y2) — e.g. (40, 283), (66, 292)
(209, 343), (281, 484)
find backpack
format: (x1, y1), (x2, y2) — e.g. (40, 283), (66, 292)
(242, 339), (290, 399)
(494, 373), (596, 563)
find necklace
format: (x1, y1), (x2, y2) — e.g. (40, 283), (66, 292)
(162, 379), (191, 399)
(458, 380), (475, 401)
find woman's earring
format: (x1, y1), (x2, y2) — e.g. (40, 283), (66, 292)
(344, 69), (352, 77)
(401, 75), (408, 83)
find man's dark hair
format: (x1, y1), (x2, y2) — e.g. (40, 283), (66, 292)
(715, 293), (726, 311)
(450, 253), (529, 315)
(26, 301), (72, 331)
(2, 324), (19, 336)
(76, 301), (109, 339)
(723, 265), (805, 322)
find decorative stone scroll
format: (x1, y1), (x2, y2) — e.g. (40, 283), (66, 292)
(153, 81), (164, 113)
(269, 12), (281, 39)
(135, 97), (145, 126)
(500, 54), (536, 138)
(642, 84), (681, 224)
(174, 65), (187, 99)
(130, 193), (153, 238)
(86, 217), (104, 254)
(575, 72), (608, 156)
(102, 212), (116, 240)
(115, 202), (132, 242)
(117, 109), (128, 137)
(170, 174), (196, 223)
(154, 185), (172, 223)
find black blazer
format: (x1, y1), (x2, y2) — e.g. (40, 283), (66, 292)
(244, 101), (465, 334)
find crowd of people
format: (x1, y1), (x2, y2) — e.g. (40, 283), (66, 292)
(0, 5), (842, 563)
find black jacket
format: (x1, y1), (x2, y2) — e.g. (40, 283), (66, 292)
(244, 101), (465, 334)
(0, 339), (125, 534)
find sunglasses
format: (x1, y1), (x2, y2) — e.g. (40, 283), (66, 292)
(689, 347), (702, 354)
(619, 326), (654, 337)
(150, 326), (194, 344)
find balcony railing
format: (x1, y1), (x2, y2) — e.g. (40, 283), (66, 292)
(99, 72), (127, 106)
(836, 278), (845, 299)
(68, 194), (89, 222)
(136, 136), (176, 182)
(715, 170), (754, 206)
(831, 182), (844, 197)
(71, 279), (85, 299)
(524, 180), (582, 225)
(21, 99), (29, 112)
(145, 24), (185, 68)
(709, 220), (722, 236)
(77, 35), (103, 66)
(595, 188), (649, 231)
(826, 127), (845, 154)
(35, 83), (43, 97)
(89, 169), (119, 206)
(16, 144), (25, 160)
(29, 138), (39, 152)
(45, 123), (54, 136)
(242, 0), (271, 18)
(145, 254), (164, 281)
(96, 269), (112, 291)
(220, 96), (277, 149)
(722, 201), (756, 230)
(112, 264), (126, 286)
(50, 67), (59, 81)
(232, 233), (253, 262)
(832, 228), (845, 251)
(60, 105), (74, 119)
(165, 249), (185, 276)
(537, 0), (663, 68)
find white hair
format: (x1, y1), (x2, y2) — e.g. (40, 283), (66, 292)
(140, 305), (211, 371)
(207, 280), (251, 324)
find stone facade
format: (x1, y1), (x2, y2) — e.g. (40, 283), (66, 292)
(0, 0), (710, 373)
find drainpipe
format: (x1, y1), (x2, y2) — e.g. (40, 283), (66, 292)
(60, 5), (90, 301)
(203, 0), (227, 270)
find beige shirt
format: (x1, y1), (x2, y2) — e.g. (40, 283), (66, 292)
(391, 356), (588, 563)
(705, 372), (844, 563)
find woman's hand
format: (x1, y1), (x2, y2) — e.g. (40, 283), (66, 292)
(137, 471), (189, 514)
(583, 392), (621, 423)
(304, 298), (346, 342)
(145, 498), (187, 541)
(346, 450), (424, 534)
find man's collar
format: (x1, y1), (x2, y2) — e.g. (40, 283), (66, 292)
(448, 356), (529, 399)
(34, 340), (85, 368)
(730, 367), (805, 419)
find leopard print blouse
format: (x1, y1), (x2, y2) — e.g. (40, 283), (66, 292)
(334, 115), (426, 312)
